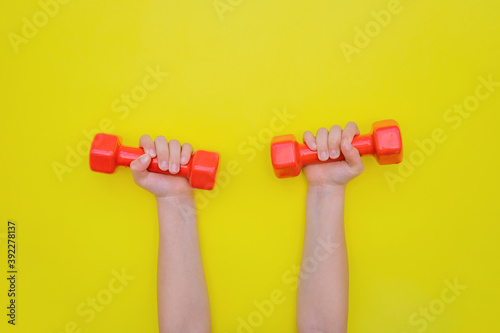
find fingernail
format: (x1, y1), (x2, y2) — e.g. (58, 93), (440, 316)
(320, 151), (328, 161)
(160, 161), (168, 170)
(171, 163), (178, 173)
(141, 154), (150, 163)
(330, 150), (338, 159)
(149, 149), (156, 157)
(343, 140), (351, 151)
(310, 142), (317, 150)
(180, 156), (188, 165)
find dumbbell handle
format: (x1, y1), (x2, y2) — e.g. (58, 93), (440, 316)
(298, 133), (374, 166)
(116, 144), (191, 178)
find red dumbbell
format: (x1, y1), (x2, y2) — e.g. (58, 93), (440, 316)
(90, 133), (220, 190)
(271, 119), (403, 178)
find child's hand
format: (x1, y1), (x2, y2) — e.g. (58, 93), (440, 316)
(130, 135), (194, 198)
(303, 122), (365, 187)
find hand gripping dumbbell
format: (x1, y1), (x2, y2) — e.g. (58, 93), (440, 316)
(89, 133), (220, 190)
(270, 119), (403, 178)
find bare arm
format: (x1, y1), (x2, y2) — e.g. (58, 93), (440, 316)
(298, 184), (348, 332)
(130, 135), (211, 333)
(156, 194), (210, 333)
(297, 123), (364, 333)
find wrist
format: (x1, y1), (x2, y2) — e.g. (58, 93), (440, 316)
(156, 192), (195, 209)
(306, 183), (346, 227)
(307, 183), (346, 197)
(156, 193), (196, 223)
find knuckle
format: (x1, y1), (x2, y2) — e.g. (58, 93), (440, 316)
(159, 150), (169, 160)
(169, 151), (180, 160)
(317, 127), (328, 135)
(155, 135), (166, 142)
(303, 131), (314, 141)
(347, 121), (360, 134)
(341, 129), (352, 139)
(329, 132), (342, 143)
(130, 160), (141, 172)
(316, 129), (328, 147)
(155, 142), (168, 154)
(330, 124), (341, 132)
(140, 134), (151, 143)
(168, 139), (180, 148)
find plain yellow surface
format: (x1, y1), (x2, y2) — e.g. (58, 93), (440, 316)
(1, 0), (499, 332)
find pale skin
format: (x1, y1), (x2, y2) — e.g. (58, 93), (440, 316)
(130, 135), (210, 333)
(297, 122), (364, 333)
(128, 121), (363, 333)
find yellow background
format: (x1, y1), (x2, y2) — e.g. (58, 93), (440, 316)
(1, 0), (499, 332)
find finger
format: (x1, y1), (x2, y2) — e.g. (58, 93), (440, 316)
(341, 122), (364, 174)
(139, 134), (156, 158)
(154, 136), (169, 171)
(180, 143), (193, 165)
(328, 125), (342, 159)
(130, 154), (151, 184)
(303, 131), (317, 150)
(168, 139), (181, 174)
(316, 127), (329, 161)
(341, 121), (361, 143)
(341, 139), (364, 174)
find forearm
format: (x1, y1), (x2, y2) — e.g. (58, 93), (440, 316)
(297, 184), (348, 333)
(156, 194), (211, 333)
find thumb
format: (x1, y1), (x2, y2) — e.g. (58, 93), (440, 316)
(341, 140), (365, 175)
(130, 154), (151, 185)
